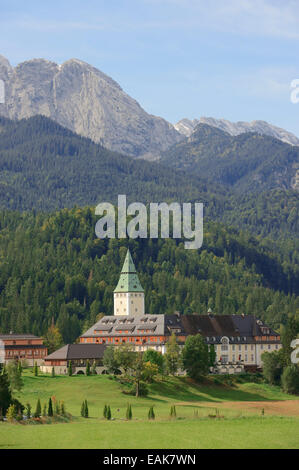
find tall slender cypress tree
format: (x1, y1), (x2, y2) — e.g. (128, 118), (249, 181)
(34, 398), (41, 418)
(84, 400), (89, 418)
(48, 398), (53, 417)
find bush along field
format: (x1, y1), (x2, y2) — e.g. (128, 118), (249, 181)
(0, 368), (299, 449)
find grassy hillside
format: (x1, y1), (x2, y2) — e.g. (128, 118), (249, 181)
(0, 370), (298, 449)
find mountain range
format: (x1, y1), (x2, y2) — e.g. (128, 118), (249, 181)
(1, 54), (299, 157)
(160, 123), (299, 193)
(0, 55), (182, 158)
(174, 117), (299, 146)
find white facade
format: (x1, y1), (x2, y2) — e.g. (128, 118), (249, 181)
(114, 292), (144, 316)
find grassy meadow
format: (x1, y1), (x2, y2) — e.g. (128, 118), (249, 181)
(0, 369), (299, 449)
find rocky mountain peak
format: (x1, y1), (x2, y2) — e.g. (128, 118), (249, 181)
(0, 55), (182, 157)
(174, 116), (299, 147)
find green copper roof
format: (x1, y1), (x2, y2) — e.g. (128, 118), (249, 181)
(114, 250), (144, 293)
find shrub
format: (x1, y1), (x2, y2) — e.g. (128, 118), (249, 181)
(25, 403), (31, 420)
(281, 365), (299, 395)
(126, 403), (132, 420)
(6, 404), (17, 422)
(148, 406), (155, 420)
(170, 405), (176, 418)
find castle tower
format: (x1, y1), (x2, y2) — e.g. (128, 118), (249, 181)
(113, 250), (145, 316)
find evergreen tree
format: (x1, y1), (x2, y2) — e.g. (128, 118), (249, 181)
(51, 367), (55, 378)
(33, 362), (38, 377)
(48, 398), (53, 417)
(0, 371), (12, 416)
(170, 405), (176, 418)
(103, 404), (108, 419)
(42, 403), (47, 417)
(86, 360), (91, 376)
(106, 405), (111, 420)
(84, 400), (89, 418)
(25, 403), (31, 420)
(68, 361), (72, 376)
(148, 406), (155, 420)
(126, 403), (132, 420)
(34, 398), (41, 418)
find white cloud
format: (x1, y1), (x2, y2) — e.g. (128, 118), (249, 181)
(144, 0), (299, 39)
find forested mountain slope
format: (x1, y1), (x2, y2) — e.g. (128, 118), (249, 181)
(160, 124), (299, 193)
(0, 115), (223, 212)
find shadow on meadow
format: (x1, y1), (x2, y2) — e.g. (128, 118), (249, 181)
(149, 376), (275, 403)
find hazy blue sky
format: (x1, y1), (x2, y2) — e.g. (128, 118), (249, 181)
(1, 0), (299, 135)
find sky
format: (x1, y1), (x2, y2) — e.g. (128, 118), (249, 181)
(1, 0), (299, 136)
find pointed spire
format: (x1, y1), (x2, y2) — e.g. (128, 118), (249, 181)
(114, 249), (144, 293)
(120, 250), (137, 274)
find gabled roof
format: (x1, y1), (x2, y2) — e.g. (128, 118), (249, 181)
(0, 334), (41, 340)
(114, 249), (144, 293)
(44, 344), (107, 361)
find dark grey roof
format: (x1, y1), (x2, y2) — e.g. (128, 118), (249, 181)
(4, 344), (46, 349)
(44, 344), (107, 361)
(180, 314), (280, 342)
(0, 334), (41, 340)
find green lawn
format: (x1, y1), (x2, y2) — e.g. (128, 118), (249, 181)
(0, 370), (298, 449)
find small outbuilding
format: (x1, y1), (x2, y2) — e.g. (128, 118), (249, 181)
(41, 343), (107, 375)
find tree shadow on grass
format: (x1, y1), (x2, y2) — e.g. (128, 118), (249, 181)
(149, 377), (276, 403)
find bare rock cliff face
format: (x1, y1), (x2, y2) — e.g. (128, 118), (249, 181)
(0, 55), (182, 157)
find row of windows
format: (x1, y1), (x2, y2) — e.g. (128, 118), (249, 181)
(218, 344), (279, 351)
(88, 336), (164, 344)
(115, 293), (143, 297)
(6, 349), (46, 356)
